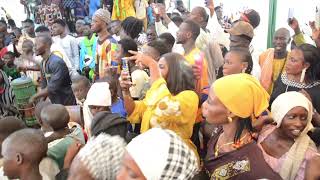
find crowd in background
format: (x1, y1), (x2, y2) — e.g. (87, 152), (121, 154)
(0, 0), (320, 179)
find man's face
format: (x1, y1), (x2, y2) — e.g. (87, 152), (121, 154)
(23, 22), (34, 35)
(1, 143), (19, 179)
(108, 21), (121, 35)
(146, 28), (157, 43)
(215, 8), (223, 20)
(229, 35), (250, 49)
(76, 23), (84, 35)
(82, 25), (92, 37)
(52, 23), (64, 36)
(176, 22), (190, 44)
(91, 16), (104, 33)
(35, 37), (46, 56)
(273, 30), (290, 53)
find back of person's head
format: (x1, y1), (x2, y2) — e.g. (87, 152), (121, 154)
(69, 133), (126, 180)
(183, 20), (200, 41)
(35, 25), (50, 33)
(171, 15), (183, 26)
(2, 128), (47, 178)
(34, 101), (52, 121)
(23, 19), (34, 25)
(158, 33), (175, 51)
(296, 44), (320, 82)
(53, 19), (67, 27)
(22, 39), (34, 48)
(91, 111), (128, 139)
(121, 16), (143, 39)
(8, 19), (16, 28)
(118, 38), (138, 57)
(148, 39), (170, 57)
(0, 116), (26, 154)
(72, 75), (91, 88)
(41, 104), (70, 131)
(36, 34), (53, 47)
(161, 53), (195, 95)
(0, 20), (7, 27)
(227, 48), (253, 74)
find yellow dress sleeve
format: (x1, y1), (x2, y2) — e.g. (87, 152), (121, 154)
(156, 91), (199, 125)
(293, 33), (305, 47)
(128, 100), (147, 124)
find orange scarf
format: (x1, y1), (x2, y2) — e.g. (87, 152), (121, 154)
(259, 48), (274, 91)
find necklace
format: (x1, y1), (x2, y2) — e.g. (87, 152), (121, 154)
(214, 133), (252, 157)
(282, 73), (320, 91)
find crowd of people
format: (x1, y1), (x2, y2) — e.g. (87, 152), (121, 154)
(1, 0), (320, 179)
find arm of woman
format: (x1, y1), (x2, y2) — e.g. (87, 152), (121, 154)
(305, 155), (320, 180)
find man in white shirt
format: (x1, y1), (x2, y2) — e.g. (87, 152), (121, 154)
(35, 25), (78, 78)
(52, 19), (80, 72)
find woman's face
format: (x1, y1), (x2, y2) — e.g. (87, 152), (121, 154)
(202, 88), (229, 124)
(158, 57), (169, 80)
(223, 52), (247, 76)
(117, 152), (146, 180)
(286, 49), (308, 76)
(279, 106), (308, 139)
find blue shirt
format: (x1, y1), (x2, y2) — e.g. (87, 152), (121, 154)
(111, 98), (127, 118)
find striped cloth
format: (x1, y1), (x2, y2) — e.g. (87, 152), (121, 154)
(0, 70), (16, 118)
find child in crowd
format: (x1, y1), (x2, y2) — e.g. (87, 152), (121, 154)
(40, 104), (85, 169)
(1, 129), (48, 180)
(71, 75), (91, 106)
(2, 51), (20, 80)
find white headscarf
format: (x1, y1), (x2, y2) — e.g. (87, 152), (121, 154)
(271, 91), (315, 180)
(126, 128), (199, 180)
(77, 134), (126, 180)
(83, 82), (112, 137)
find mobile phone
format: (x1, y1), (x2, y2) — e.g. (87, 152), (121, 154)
(316, 6), (320, 29)
(288, 8), (294, 24)
(122, 58), (132, 82)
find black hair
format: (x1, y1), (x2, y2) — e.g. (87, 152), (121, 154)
(148, 39), (170, 57)
(183, 20), (200, 41)
(13, 27), (22, 35)
(53, 19), (66, 27)
(118, 38), (138, 57)
(197, 6), (209, 23)
(162, 53), (195, 95)
(36, 34), (53, 46)
(227, 48), (253, 74)
(234, 117), (254, 143)
(121, 16), (143, 39)
(35, 25), (50, 33)
(159, 33), (175, 51)
(23, 19), (34, 25)
(7, 19), (16, 28)
(71, 75), (91, 88)
(41, 104), (69, 131)
(171, 15), (183, 26)
(296, 44), (320, 83)
(0, 20), (7, 26)
(214, 6), (222, 11)
(4, 51), (15, 58)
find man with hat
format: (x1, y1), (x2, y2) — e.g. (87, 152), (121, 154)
(225, 21), (254, 51)
(91, 8), (117, 79)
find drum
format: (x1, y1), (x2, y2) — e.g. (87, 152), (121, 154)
(11, 76), (37, 127)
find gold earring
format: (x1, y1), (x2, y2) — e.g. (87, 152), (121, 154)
(228, 116), (233, 123)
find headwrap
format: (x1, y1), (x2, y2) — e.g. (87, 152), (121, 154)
(213, 73), (269, 118)
(93, 8), (111, 24)
(83, 82), (112, 137)
(126, 128), (199, 180)
(77, 134), (126, 180)
(271, 91), (315, 180)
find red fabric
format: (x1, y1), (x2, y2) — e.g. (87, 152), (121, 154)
(0, 47), (8, 59)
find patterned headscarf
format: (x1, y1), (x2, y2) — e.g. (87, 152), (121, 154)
(126, 128), (199, 180)
(93, 8), (111, 24)
(76, 134), (126, 180)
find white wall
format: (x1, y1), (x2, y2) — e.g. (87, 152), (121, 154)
(0, 0), (27, 27)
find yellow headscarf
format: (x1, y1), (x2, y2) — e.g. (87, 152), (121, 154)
(213, 73), (270, 118)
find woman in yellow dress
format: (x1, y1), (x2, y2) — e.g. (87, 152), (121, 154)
(112, 0), (136, 21)
(120, 52), (199, 159)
